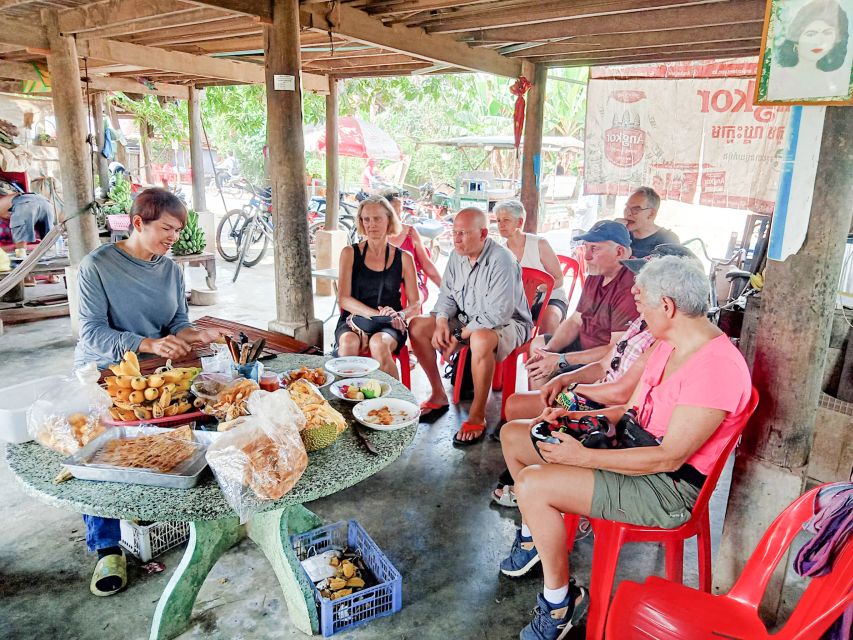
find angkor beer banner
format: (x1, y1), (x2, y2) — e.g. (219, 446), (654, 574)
(584, 60), (792, 213)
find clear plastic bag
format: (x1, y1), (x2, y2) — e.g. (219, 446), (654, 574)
(27, 363), (113, 456)
(206, 389), (308, 522)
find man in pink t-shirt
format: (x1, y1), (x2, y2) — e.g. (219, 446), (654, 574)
(496, 255), (753, 640)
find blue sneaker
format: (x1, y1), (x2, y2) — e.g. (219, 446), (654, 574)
(500, 529), (540, 577)
(519, 582), (589, 640)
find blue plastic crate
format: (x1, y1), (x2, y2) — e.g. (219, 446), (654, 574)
(291, 519), (402, 637)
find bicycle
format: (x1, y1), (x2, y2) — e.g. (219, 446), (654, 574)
(682, 237), (755, 324)
(307, 193), (359, 264)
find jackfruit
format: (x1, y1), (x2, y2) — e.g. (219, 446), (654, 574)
(299, 422), (341, 452)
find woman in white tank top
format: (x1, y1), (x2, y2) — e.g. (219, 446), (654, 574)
(495, 199), (568, 334)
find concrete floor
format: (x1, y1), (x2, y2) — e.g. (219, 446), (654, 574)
(0, 219), (795, 640)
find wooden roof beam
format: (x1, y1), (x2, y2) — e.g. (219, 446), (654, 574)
(57, 0), (205, 35)
(545, 44), (761, 67)
(75, 38), (328, 92)
(76, 9), (236, 41)
(0, 15), (48, 49)
(512, 23), (763, 57)
(459, 0), (765, 42)
(0, 59), (40, 82)
(422, 0), (730, 33)
(190, 0), (522, 76)
(301, 2), (522, 77)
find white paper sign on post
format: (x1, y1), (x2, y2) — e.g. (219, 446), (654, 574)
(273, 74), (295, 91)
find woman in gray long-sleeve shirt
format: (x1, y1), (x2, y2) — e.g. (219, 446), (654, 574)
(74, 188), (221, 596)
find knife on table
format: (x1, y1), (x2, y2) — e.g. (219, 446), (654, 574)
(352, 423), (378, 455)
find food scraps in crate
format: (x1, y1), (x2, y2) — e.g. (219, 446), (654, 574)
(314, 550), (375, 601)
(340, 379), (382, 401)
(103, 351), (199, 421)
(89, 425), (199, 473)
(195, 378), (259, 422)
(288, 379), (348, 452)
(281, 366), (327, 387)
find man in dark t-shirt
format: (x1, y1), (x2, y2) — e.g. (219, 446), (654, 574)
(624, 186), (679, 258)
(526, 220), (640, 388)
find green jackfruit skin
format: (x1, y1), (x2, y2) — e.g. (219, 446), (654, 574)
(300, 422), (341, 452)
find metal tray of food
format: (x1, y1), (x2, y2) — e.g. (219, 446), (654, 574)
(62, 426), (220, 489)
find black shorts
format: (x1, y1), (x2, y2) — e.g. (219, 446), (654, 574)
(530, 298), (568, 322)
(334, 319), (406, 355)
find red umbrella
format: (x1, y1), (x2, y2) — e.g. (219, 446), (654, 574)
(305, 116), (402, 160)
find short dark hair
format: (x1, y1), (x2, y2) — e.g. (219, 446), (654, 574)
(776, 0), (849, 71)
(130, 188), (187, 226)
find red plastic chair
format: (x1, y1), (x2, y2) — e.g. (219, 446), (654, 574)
(557, 254), (581, 306)
(451, 268), (554, 406)
(573, 245), (587, 288)
(605, 483), (853, 640)
(564, 387), (759, 640)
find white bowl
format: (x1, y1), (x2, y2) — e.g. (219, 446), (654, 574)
(328, 378), (391, 403)
(324, 356), (380, 378)
(352, 398), (420, 431)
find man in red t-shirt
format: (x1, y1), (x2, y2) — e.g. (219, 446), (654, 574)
(527, 220), (639, 388)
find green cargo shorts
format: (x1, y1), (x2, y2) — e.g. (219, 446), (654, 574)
(590, 469), (701, 529)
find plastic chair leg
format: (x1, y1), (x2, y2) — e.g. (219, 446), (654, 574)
(586, 523), (624, 640)
(563, 513), (581, 554)
(500, 355), (519, 421)
(396, 346), (411, 390)
(452, 347), (469, 404)
(492, 360), (503, 391)
(697, 514), (713, 592)
(664, 540), (685, 584)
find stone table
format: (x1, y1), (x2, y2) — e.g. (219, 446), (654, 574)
(6, 354), (417, 640)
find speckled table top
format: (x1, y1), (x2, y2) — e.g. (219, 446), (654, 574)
(6, 355), (417, 521)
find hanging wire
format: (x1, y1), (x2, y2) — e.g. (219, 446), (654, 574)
(199, 106), (228, 213)
(82, 55), (97, 201)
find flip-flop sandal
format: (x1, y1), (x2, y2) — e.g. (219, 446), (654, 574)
(419, 401), (449, 423)
(491, 484), (518, 508)
(90, 553), (127, 597)
(453, 420), (486, 446)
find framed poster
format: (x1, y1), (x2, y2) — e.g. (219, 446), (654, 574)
(756, 0), (853, 105)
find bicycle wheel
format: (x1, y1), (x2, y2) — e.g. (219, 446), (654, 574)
(216, 209), (249, 262)
(232, 217), (257, 282)
(239, 217), (269, 268)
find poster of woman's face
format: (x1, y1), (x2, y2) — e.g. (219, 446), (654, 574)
(756, 0), (853, 104)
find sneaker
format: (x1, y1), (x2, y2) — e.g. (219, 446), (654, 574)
(519, 582), (589, 640)
(500, 528), (540, 577)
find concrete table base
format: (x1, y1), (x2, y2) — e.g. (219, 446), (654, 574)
(151, 504), (323, 640)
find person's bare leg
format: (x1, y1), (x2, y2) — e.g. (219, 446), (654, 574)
(368, 332), (399, 380)
(527, 333), (547, 358)
(458, 328), (498, 440)
(500, 419), (542, 480)
(505, 391), (546, 422)
(409, 315), (448, 406)
(515, 464), (595, 588)
(337, 332), (362, 357)
(538, 306), (563, 336)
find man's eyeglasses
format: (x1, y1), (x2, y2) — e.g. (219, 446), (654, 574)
(610, 321), (647, 371)
(624, 205), (652, 215)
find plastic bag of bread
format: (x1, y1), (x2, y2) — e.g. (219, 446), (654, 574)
(205, 389), (308, 522)
(27, 363), (112, 455)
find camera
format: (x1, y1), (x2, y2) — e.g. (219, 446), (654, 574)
(530, 414), (618, 458)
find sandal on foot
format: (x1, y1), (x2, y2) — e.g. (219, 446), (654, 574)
(419, 401), (449, 423)
(453, 420), (485, 446)
(90, 553), (127, 597)
(491, 485), (518, 508)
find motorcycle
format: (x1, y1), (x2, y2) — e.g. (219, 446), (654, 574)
(209, 169), (243, 195)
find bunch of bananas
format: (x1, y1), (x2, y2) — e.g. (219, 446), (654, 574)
(171, 209), (206, 256)
(104, 352), (200, 421)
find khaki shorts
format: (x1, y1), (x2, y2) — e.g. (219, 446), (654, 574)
(590, 469), (701, 529)
(447, 316), (528, 361)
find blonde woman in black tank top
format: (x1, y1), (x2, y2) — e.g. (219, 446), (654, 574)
(336, 196), (421, 379)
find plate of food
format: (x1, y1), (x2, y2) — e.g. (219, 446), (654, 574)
(329, 378), (391, 402)
(280, 366), (331, 388)
(324, 356), (379, 378)
(352, 398), (420, 431)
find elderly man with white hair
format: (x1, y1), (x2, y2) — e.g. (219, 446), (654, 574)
(496, 255), (752, 640)
(409, 207), (532, 445)
(495, 199), (568, 335)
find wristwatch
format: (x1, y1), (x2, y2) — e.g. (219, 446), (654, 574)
(453, 327), (468, 344)
(566, 381), (579, 392)
(558, 353), (570, 371)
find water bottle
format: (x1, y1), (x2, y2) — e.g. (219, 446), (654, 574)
(55, 233), (67, 257)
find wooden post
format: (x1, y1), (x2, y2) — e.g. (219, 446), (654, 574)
(264, 0), (322, 347)
(187, 86), (207, 213)
(315, 77), (346, 297)
(91, 92), (110, 196)
(520, 63), (546, 233)
(43, 10), (99, 265)
(140, 120), (155, 185)
(105, 99), (128, 167)
(715, 106), (853, 616)
(325, 78), (340, 231)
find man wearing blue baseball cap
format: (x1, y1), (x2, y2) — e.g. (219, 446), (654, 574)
(525, 219), (640, 388)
